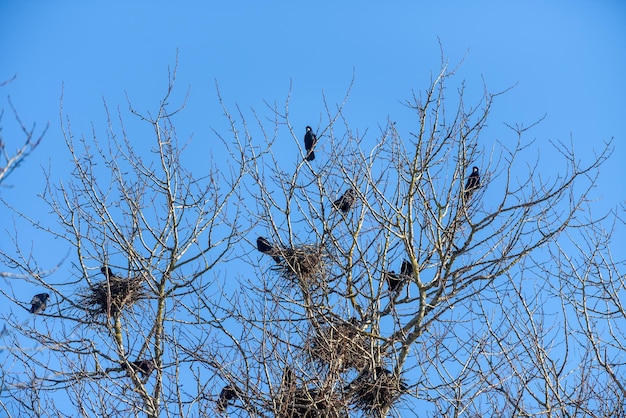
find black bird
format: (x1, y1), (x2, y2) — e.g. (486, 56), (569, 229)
(100, 266), (118, 279)
(347, 366), (408, 393)
(332, 188), (356, 213)
(281, 366), (295, 389)
(400, 259), (413, 277)
(385, 271), (402, 292)
(304, 126), (317, 161)
(386, 260), (413, 292)
(29, 293), (50, 314)
(217, 385), (239, 412)
(464, 166), (480, 202)
(256, 236), (281, 263)
(121, 359), (155, 378)
(373, 367), (408, 391)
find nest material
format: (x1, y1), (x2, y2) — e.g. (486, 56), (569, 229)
(277, 367), (347, 418)
(276, 245), (326, 286)
(82, 274), (146, 317)
(279, 386), (346, 418)
(307, 319), (371, 371)
(350, 367), (406, 414)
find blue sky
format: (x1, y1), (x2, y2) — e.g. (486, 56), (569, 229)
(1, 1), (624, 202)
(1, 0), (625, 413)
(2, 0), (623, 255)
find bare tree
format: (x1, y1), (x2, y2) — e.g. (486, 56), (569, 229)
(0, 75), (47, 187)
(197, 56), (614, 418)
(0, 56), (620, 418)
(0, 75), (48, 346)
(0, 65), (248, 417)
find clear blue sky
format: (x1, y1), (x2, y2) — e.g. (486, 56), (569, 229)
(1, 0), (625, 413)
(1, 1), (624, 201)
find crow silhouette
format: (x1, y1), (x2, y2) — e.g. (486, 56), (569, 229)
(385, 259), (413, 292)
(464, 166), (480, 202)
(333, 188), (356, 213)
(29, 293), (50, 314)
(100, 266), (118, 279)
(121, 359), (155, 378)
(256, 236), (281, 263)
(304, 126), (317, 161)
(385, 271), (402, 292)
(217, 385), (239, 412)
(400, 259), (413, 277)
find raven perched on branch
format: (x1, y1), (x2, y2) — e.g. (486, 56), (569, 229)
(385, 259), (413, 292)
(121, 359), (155, 378)
(29, 293), (50, 314)
(333, 188), (356, 213)
(464, 166), (480, 202)
(100, 266), (118, 279)
(217, 385), (239, 412)
(256, 236), (281, 263)
(385, 271), (402, 292)
(304, 126), (317, 161)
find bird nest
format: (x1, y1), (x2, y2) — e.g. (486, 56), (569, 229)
(278, 386), (346, 418)
(350, 367), (407, 414)
(81, 275), (146, 317)
(306, 319), (371, 371)
(275, 245), (327, 287)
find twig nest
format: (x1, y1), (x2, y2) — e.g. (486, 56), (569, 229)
(276, 244), (327, 288)
(81, 273), (146, 317)
(350, 367), (407, 414)
(279, 383), (346, 417)
(306, 318), (371, 371)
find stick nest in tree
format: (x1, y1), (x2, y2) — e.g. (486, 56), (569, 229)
(306, 318), (371, 371)
(350, 367), (407, 415)
(275, 244), (327, 287)
(278, 385), (346, 418)
(81, 274), (146, 317)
